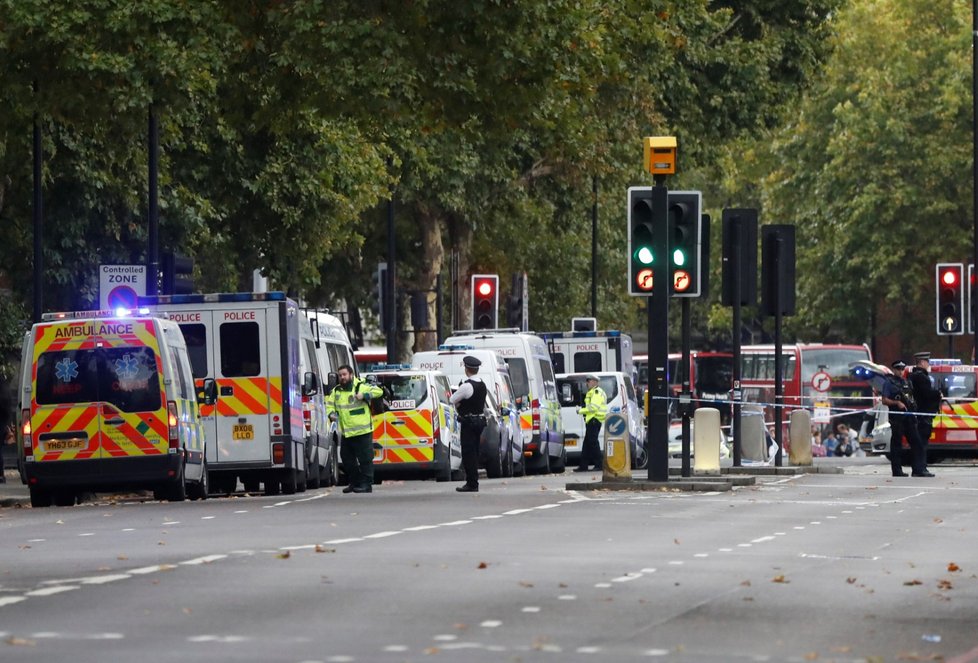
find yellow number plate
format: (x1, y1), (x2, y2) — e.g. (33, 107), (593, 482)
(565, 439), (578, 447)
(44, 438), (86, 451)
(232, 424), (254, 440)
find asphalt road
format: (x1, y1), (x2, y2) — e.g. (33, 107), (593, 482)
(1, 459), (977, 662)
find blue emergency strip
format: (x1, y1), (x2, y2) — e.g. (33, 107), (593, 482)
(138, 291), (287, 306)
(41, 307), (153, 321)
(539, 330), (621, 339)
(437, 344), (475, 351)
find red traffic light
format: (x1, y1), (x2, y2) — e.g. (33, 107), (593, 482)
(942, 269), (958, 286)
(477, 280), (494, 296)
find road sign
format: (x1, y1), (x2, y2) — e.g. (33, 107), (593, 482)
(99, 265), (147, 310)
(605, 415), (627, 437)
(811, 371), (831, 393)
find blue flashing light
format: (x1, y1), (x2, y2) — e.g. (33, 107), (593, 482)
(438, 344), (475, 351)
(140, 291), (288, 306)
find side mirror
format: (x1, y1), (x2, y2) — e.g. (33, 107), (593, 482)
(198, 378), (218, 406)
(325, 372), (338, 394)
(500, 406), (511, 416)
(302, 371), (319, 397)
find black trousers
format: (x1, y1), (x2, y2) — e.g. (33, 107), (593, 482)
(889, 412), (926, 475)
(916, 414), (934, 453)
(341, 432), (374, 489)
(460, 420), (485, 488)
(577, 419), (603, 470)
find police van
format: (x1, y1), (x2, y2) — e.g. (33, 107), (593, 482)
(442, 329), (564, 474)
(411, 346), (525, 477)
(18, 309), (213, 507)
(539, 329), (635, 383)
(364, 366), (462, 481)
(139, 292), (308, 496)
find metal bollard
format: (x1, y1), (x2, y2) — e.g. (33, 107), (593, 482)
(788, 409), (812, 466)
(602, 413), (632, 482)
(741, 407), (767, 462)
(692, 408), (721, 474)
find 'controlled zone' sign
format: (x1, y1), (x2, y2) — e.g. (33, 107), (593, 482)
(99, 265), (147, 310)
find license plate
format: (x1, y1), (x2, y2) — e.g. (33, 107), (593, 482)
(565, 439), (578, 447)
(232, 424), (254, 440)
(44, 438), (86, 451)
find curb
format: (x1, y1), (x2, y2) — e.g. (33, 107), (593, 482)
(566, 479), (735, 492)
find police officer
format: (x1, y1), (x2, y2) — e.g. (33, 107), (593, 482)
(574, 375), (607, 472)
(327, 364), (384, 493)
(880, 359), (930, 478)
(909, 351), (941, 475)
(450, 355), (487, 493)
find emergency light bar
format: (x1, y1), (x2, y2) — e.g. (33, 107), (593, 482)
(139, 291), (287, 306)
(929, 358), (963, 366)
(41, 307), (151, 321)
(539, 330), (621, 339)
(437, 344), (476, 351)
(366, 364), (413, 372)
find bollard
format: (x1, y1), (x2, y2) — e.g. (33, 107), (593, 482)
(602, 413), (632, 482)
(788, 409), (812, 466)
(693, 408), (721, 474)
(741, 407), (768, 462)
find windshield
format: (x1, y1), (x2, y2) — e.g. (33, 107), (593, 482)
(36, 346), (162, 413)
(801, 347), (870, 382)
(370, 374), (429, 409)
(505, 358), (530, 401)
(557, 376), (619, 406)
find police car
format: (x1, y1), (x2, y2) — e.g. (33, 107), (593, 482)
(364, 366), (462, 482)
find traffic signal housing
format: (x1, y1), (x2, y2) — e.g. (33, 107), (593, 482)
(471, 274), (499, 329)
(627, 187), (657, 295)
(162, 251), (194, 295)
(936, 263), (964, 335)
(667, 191), (702, 297)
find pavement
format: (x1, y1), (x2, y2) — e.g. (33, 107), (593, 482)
(1, 468), (28, 507)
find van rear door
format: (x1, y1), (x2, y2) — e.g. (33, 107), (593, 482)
(173, 312), (219, 464)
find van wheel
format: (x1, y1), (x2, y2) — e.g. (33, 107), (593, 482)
(551, 445), (567, 474)
(188, 463), (209, 501)
(264, 480), (281, 496)
(484, 437), (503, 479)
(529, 444), (551, 475)
(307, 456), (322, 489)
(280, 470), (297, 495)
(296, 469), (307, 493)
(502, 442), (514, 478)
(53, 489), (76, 507)
(632, 442), (649, 470)
(29, 487), (53, 508)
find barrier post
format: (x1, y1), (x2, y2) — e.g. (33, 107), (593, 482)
(788, 409), (813, 466)
(692, 408), (721, 474)
(602, 413), (632, 482)
(741, 406), (768, 462)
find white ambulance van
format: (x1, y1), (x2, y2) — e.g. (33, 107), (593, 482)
(442, 330), (564, 474)
(18, 309), (213, 507)
(299, 309), (358, 488)
(140, 292), (308, 496)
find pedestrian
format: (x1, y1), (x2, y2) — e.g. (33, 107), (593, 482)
(327, 364), (384, 493)
(909, 351), (942, 471)
(574, 375), (607, 472)
(450, 355), (488, 493)
(880, 359), (931, 478)
(833, 422), (855, 457)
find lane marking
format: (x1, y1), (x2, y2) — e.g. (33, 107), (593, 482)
(480, 620), (502, 628)
(26, 586), (79, 597)
(181, 555), (227, 566)
(751, 536), (775, 543)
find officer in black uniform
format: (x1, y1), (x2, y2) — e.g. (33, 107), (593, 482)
(880, 359), (931, 477)
(909, 351), (941, 474)
(450, 355), (488, 493)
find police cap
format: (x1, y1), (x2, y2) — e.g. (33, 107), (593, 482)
(462, 356), (482, 369)
(585, 374), (599, 382)
(913, 352), (931, 362)
(891, 359), (907, 371)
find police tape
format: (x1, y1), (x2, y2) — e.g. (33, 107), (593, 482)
(645, 393), (974, 422)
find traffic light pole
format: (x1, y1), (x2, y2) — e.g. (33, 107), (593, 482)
(647, 178), (670, 482)
(731, 221), (742, 467)
(773, 237), (784, 467)
(680, 297), (691, 477)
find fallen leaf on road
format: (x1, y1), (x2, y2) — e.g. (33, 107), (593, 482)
(277, 551), (291, 559)
(772, 575), (788, 583)
(803, 652), (818, 660)
(540, 485), (548, 491)
(937, 579), (953, 590)
(182, 607), (192, 615)
(832, 646), (852, 653)
(741, 580), (751, 586)
(55, 520), (63, 524)
(742, 597), (754, 601)
(117, 555), (128, 560)
(847, 577), (857, 584)
(314, 545), (335, 553)
(423, 647), (440, 654)
(5, 636), (35, 647)
(519, 581), (534, 588)
(674, 539), (680, 545)
(18, 545), (30, 550)
(159, 564), (176, 571)
(97, 566), (111, 572)
(453, 623), (468, 630)
(559, 582), (568, 588)
(947, 563), (960, 572)
(933, 517), (943, 524)
(157, 541), (166, 546)
(477, 562), (488, 569)
(903, 579), (923, 586)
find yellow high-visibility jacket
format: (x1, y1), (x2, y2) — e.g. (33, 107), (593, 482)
(578, 386), (608, 424)
(327, 378), (384, 438)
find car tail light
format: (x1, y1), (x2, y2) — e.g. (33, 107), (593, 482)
(531, 398), (540, 434)
(21, 409), (31, 452)
(272, 442), (285, 464)
(167, 401), (179, 450)
(302, 396), (312, 432)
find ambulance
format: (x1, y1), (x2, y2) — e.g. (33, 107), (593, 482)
(139, 292), (308, 496)
(18, 309), (212, 507)
(364, 366), (462, 481)
(442, 329), (565, 474)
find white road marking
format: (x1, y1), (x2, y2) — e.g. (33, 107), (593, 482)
(502, 508), (533, 515)
(122, 528), (135, 532)
(521, 606), (541, 612)
(26, 586), (79, 597)
(363, 531), (401, 539)
(281, 544), (318, 551)
(27, 539), (45, 542)
(668, 560), (684, 565)
(162, 521), (180, 525)
(80, 574), (130, 585)
(470, 515), (503, 520)
(558, 594), (577, 600)
(181, 554), (227, 565)
(128, 564), (176, 575)
(201, 516), (216, 520)
(383, 645), (409, 651)
(480, 620), (502, 628)
(433, 634), (457, 641)
(323, 538), (363, 544)
(438, 520), (472, 526)
(78, 533), (94, 537)
(577, 646), (602, 653)
(234, 510), (248, 514)
(594, 583), (612, 588)
(694, 553), (709, 558)
(0, 597), (25, 607)
(402, 525), (440, 531)
(751, 536), (775, 543)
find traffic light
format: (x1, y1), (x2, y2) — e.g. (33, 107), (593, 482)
(667, 191), (702, 297)
(161, 251), (194, 295)
(627, 187), (657, 295)
(936, 263), (964, 335)
(761, 225), (796, 317)
(471, 274), (499, 329)
(969, 264), (975, 334)
(506, 271), (527, 329)
(371, 262), (389, 329)
(721, 209), (758, 306)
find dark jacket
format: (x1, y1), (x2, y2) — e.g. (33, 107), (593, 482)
(909, 368), (942, 414)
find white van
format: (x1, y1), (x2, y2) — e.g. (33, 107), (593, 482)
(411, 346), (525, 476)
(442, 330), (564, 474)
(556, 371), (647, 469)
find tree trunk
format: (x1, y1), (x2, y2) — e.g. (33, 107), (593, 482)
(412, 205), (445, 353)
(448, 214), (473, 333)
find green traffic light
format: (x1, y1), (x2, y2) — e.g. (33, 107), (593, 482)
(636, 246), (654, 265)
(673, 248), (686, 266)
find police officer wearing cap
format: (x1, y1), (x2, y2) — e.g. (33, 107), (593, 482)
(574, 375), (607, 472)
(881, 359), (930, 477)
(450, 355), (488, 492)
(909, 352), (940, 476)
